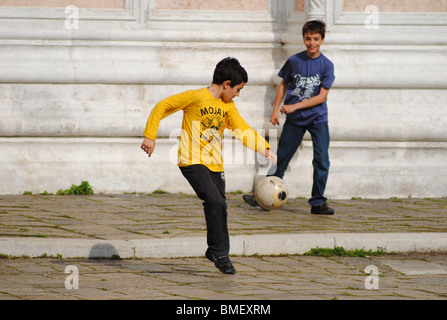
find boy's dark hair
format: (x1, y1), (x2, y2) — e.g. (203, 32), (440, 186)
(302, 19), (326, 39)
(212, 57), (248, 87)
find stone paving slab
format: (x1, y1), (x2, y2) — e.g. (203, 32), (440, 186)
(1, 194), (446, 240)
(1, 193), (446, 259)
(0, 253), (446, 301)
(2, 232), (447, 259)
(381, 259), (447, 275)
(1, 193), (447, 302)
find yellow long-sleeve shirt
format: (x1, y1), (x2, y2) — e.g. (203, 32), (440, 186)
(143, 87), (270, 172)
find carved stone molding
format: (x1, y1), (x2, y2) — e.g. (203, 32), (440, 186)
(306, 0), (326, 21)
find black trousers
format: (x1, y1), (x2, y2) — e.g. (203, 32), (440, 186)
(179, 165), (229, 257)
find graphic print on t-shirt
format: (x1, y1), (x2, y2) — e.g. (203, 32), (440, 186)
(199, 106), (226, 145)
(291, 74), (321, 101)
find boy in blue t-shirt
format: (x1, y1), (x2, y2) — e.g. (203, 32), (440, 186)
(244, 19), (336, 215)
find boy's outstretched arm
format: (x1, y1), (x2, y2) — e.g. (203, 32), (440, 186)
(264, 148), (277, 165)
(140, 90), (195, 158)
(141, 137), (155, 157)
(270, 80), (287, 126)
(280, 87), (330, 114)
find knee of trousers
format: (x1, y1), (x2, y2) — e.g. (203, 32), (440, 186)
(313, 158), (330, 170)
(203, 196), (227, 212)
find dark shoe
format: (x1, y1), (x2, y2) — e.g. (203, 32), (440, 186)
(205, 248), (216, 262)
(311, 204), (335, 215)
(242, 194), (259, 207)
(243, 194), (271, 211)
(214, 256), (236, 275)
(206, 249), (236, 274)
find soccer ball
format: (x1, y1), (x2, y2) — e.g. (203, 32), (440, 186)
(255, 176), (288, 210)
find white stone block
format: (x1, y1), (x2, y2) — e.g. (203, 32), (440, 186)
(0, 137), (260, 195)
(232, 234), (336, 256)
(332, 233), (447, 253)
(131, 237), (207, 258)
(0, 238), (134, 259)
(0, 84), (273, 137)
(329, 88), (447, 141)
(272, 141), (447, 199)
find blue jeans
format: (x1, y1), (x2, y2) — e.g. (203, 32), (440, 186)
(268, 120), (330, 207)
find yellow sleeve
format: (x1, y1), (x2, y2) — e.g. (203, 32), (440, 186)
(143, 90), (195, 140)
(226, 104), (270, 154)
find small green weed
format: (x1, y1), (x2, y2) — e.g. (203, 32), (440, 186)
(303, 246), (387, 257)
(152, 189), (168, 195)
(57, 181), (94, 195)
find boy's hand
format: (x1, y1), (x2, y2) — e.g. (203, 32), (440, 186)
(270, 111), (280, 126)
(280, 104), (295, 114)
(141, 137), (155, 157)
(264, 148), (277, 165)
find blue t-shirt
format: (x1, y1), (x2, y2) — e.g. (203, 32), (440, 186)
(278, 51), (335, 127)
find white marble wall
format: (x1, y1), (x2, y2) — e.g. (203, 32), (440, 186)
(0, 0), (283, 195)
(0, 0), (446, 199)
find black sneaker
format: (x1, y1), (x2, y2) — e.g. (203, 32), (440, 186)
(243, 194), (271, 211)
(205, 248), (216, 262)
(311, 204), (335, 215)
(205, 249), (236, 274)
(242, 194), (259, 207)
(214, 256), (236, 275)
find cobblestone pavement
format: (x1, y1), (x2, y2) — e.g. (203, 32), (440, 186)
(1, 253), (447, 300)
(1, 194), (446, 240)
(0, 194), (446, 301)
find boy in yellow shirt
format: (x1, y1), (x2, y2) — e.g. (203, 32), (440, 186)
(141, 57), (277, 274)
